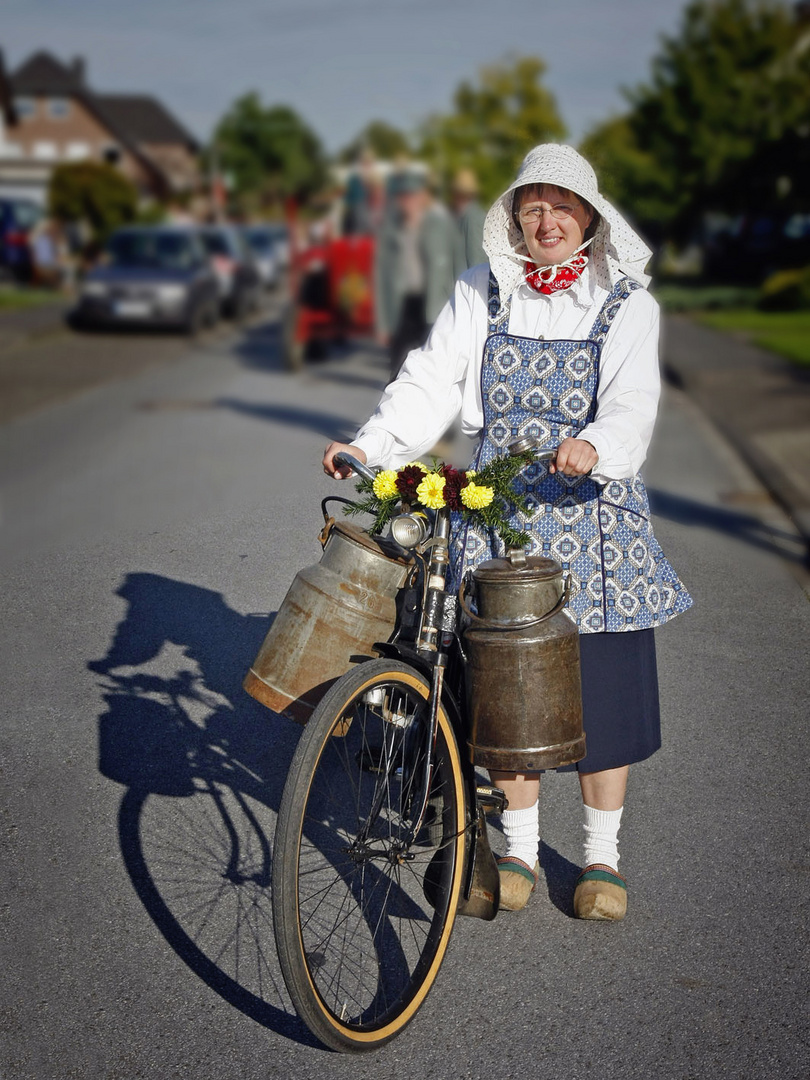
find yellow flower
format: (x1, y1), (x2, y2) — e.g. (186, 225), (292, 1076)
(416, 471), (446, 509)
(403, 461), (427, 472)
(460, 482), (494, 510)
(372, 470), (399, 500)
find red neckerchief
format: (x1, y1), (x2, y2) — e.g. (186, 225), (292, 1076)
(526, 253), (589, 294)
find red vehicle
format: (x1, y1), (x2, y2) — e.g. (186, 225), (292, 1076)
(282, 206), (375, 369)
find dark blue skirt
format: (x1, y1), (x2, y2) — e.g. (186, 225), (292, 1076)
(556, 628), (661, 773)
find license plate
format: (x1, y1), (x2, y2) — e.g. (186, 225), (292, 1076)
(114, 300), (151, 318)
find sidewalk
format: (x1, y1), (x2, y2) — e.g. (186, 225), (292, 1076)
(663, 314), (810, 558)
(0, 296), (72, 353)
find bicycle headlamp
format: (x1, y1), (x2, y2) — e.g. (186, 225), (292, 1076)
(390, 512), (429, 549)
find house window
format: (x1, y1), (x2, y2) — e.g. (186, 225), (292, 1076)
(48, 98), (70, 119)
(33, 141), (58, 160)
(66, 142), (90, 160)
(102, 144), (121, 165)
(14, 97), (36, 119)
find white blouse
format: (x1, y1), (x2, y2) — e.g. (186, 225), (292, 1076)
(353, 262), (661, 484)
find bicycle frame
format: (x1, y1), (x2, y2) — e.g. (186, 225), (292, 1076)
(367, 503), (504, 918)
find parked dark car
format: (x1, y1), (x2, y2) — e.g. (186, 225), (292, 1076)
(0, 197), (43, 282)
(198, 225), (262, 318)
(74, 227), (220, 333)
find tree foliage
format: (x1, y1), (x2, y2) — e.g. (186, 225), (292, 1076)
(48, 162), (138, 241)
(339, 120), (411, 164)
(579, 117), (669, 241)
(419, 57), (565, 204)
(211, 93), (327, 205)
(581, 0), (810, 241)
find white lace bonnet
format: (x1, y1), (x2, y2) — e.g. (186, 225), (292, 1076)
(482, 143), (653, 299)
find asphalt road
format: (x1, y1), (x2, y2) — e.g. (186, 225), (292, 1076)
(0, 314), (807, 1079)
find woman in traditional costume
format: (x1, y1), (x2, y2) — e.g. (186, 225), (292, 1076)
(324, 144), (692, 920)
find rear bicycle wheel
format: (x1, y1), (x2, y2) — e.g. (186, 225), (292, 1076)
(272, 659), (467, 1052)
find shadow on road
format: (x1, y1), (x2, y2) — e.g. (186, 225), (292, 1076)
(231, 319), (287, 375)
(89, 572), (318, 1046)
(539, 842), (582, 918)
(231, 312), (391, 395)
(217, 397), (360, 443)
(648, 487), (806, 566)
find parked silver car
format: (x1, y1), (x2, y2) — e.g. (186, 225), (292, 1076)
(198, 225), (263, 319)
(241, 225), (281, 289)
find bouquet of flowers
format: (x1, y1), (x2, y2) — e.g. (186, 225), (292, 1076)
(344, 450), (536, 549)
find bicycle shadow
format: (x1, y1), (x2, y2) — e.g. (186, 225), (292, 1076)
(90, 572), (320, 1047)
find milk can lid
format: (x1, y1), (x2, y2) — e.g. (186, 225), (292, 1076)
(330, 519), (412, 564)
(474, 553), (562, 582)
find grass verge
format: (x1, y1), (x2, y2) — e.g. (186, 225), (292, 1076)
(694, 309), (810, 367)
(0, 287), (65, 311)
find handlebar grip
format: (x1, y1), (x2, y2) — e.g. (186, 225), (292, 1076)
(333, 451), (377, 483)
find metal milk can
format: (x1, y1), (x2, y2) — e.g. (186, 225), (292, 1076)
(244, 514), (410, 723)
(460, 552), (585, 771)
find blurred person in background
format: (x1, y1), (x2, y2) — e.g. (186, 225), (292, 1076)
(31, 218), (72, 291)
(375, 170), (457, 376)
(324, 143), (692, 921)
(452, 167), (486, 272)
(343, 148), (382, 236)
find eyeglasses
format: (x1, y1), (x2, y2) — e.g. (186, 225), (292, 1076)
(516, 202), (581, 224)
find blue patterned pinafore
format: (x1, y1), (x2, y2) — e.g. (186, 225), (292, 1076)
(450, 273), (693, 633)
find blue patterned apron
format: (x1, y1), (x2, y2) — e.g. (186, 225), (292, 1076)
(450, 273), (693, 633)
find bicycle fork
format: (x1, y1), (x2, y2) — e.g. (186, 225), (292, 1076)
(415, 508), (505, 919)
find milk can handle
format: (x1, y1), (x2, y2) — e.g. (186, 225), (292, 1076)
(457, 575), (570, 631)
(319, 496), (356, 547)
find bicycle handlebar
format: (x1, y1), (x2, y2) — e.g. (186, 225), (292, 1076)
(333, 451), (377, 484)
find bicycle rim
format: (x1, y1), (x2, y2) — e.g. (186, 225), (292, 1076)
(273, 660), (467, 1052)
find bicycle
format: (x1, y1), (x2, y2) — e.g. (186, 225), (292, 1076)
(271, 445), (563, 1052)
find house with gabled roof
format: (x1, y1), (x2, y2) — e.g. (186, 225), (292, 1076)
(0, 50), (200, 205)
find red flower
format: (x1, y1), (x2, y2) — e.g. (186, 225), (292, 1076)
(440, 465), (468, 511)
(396, 465), (427, 499)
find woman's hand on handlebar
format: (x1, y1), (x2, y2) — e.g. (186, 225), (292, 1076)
(323, 442), (367, 479)
(549, 437), (598, 476)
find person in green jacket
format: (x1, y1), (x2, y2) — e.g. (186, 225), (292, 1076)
(375, 171), (458, 376)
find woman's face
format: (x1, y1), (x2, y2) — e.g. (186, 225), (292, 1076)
(516, 184), (594, 267)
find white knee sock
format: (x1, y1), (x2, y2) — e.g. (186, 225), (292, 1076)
(501, 801), (540, 867)
(582, 804), (624, 871)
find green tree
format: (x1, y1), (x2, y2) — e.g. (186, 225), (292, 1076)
(587, 0), (810, 241)
(419, 56), (566, 204)
(339, 121), (411, 164)
(48, 161), (138, 241)
(579, 117), (670, 241)
(210, 94), (327, 207)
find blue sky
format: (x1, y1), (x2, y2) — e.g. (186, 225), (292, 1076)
(2, 0), (691, 151)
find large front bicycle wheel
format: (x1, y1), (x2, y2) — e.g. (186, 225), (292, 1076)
(273, 659), (467, 1052)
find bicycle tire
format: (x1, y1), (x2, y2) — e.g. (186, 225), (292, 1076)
(272, 659), (467, 1052)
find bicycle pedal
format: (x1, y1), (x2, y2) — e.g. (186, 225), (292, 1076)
(476, 785), (507, 814)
